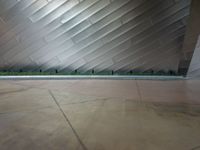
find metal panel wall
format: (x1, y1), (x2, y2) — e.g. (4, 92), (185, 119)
(0, 0), (191, 73)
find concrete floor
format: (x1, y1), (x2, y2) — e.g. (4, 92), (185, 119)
(0, 79), (200, 150)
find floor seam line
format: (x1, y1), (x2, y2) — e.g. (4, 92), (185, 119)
(48, 89), (88, 150)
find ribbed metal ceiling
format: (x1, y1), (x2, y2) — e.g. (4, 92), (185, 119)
(0, 0), (191, 73)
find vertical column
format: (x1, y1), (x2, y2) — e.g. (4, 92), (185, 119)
(187, 35), (200, 78)
(178, 0), (200, 76)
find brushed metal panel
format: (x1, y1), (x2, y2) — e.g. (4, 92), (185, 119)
(23, 0), (48, 17)
(0, 0), (191, 72)
(118, 36), (184, 72)
(132, 43), (182, 68)
(16, 0), (79, 43)
(29, 0), (67, 22)
(83, 19), (151, 63)
(0, 0), (18, 14)
(72, 0), (145, 43)
(58, 19), (152, 71)
(45, 0), (109, 42)
(89, 0), (131, 24)
(151, 0), (190, 24)
(109, 30), (184, 71)
(142, 46), (181, 71)
(111, 21), (184, 64)
(60, 0), (99, 24)
(37, 0), (79, 27)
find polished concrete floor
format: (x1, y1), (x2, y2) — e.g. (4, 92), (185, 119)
(0, 79), (200, 150)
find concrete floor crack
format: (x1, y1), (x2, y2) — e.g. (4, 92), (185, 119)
(48, 89), (88, 150)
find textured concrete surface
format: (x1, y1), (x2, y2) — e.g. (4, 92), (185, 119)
(0, 79), (200, 150)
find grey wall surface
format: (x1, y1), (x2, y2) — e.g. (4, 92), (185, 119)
(178, 0), (200, 75)
(0, 0), (191, 73)
(187, 35), (200, 78)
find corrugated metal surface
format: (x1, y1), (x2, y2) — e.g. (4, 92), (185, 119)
(0, 0), (191, 73)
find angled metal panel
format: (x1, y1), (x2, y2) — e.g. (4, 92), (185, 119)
(0, 0), (191, 73)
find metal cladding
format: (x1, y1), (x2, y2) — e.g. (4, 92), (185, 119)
(0, 0), (191, 73)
